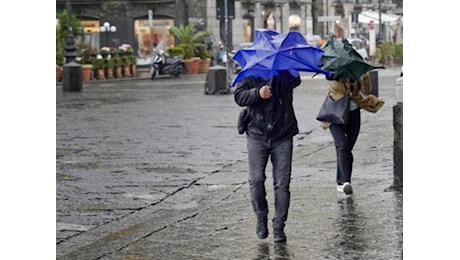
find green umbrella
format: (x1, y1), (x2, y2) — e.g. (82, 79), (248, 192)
(321, 34), (384, 81)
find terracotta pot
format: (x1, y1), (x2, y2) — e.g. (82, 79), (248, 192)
(97, 69), (106, 80)
(124, 66), (131, 77)
(183, 59), (194, 74)
(81, 65), (93, 81)
(115, 67), (123, 78)
(130, 65), (137, 77)
(56, 65), (62, 82)
(106, 68), (114, 79)
(198, 58), (211, 74)
(191, 57), (200, 74)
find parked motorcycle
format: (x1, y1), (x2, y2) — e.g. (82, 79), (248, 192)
(151, 49), (184, 80)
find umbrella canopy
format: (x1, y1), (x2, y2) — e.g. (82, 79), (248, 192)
(231, 30), (331, 86)
(232, 29), (278, 68)
(321, 34), (384, 81)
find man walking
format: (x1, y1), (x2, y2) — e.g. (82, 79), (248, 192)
(234, 71), (301, 242)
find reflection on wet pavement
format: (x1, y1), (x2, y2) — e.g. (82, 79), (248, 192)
(253, 241), (292, 260)
(332, 196), (367, 259)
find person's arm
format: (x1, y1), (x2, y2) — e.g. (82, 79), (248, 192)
(286, 75), (301, 90)
(234, 76), (267, 106)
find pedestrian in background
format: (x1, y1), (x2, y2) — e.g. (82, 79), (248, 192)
(234, 71), (301, 243)
(319, 73), (384, 195)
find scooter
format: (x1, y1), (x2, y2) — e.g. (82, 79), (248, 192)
(218, 44), (239, 74)
(151, 49), (184, 80)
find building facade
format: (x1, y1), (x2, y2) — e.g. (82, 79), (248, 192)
(56, 0), (402, 60)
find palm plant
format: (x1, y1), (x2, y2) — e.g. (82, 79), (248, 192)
(169, 23), (211, 59)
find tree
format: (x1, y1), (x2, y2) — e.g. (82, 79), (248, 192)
(56, 9), (82, 58)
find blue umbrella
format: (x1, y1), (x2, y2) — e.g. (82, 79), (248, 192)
(231, 30), (331, 87)
(232, 29), (279, 68)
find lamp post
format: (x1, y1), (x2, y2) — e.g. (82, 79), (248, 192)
(377, 0), (383, 45)
(100, 22), (117, 47)
(62, 0), (82, 92)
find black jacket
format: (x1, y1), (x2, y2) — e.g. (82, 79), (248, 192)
(234, 72), (301, 141)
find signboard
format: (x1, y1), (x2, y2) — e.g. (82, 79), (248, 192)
(318, 16), (341, 22)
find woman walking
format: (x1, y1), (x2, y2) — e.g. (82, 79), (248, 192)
(319, 73), (384, 194)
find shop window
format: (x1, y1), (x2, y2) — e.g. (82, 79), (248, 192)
(134, 18), (174, 58)
(80, 20), (101, 50)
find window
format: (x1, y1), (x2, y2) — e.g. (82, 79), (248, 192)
(134, 18), (174, 58)
(80, 20), (101, 50)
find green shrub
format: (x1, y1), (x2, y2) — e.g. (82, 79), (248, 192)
(96, 58), (105, 70)
(123, 56), (131, 66)
(130, 55), (137, 66)
(394, 44), (403, 60)
(381, 41), (395, 60)
(113, 56), (122, 67)
(56, 51), (64, 66)
(168, 46), (185, 58)
(195, 43), (211, 59)
(168, 23), (211, 59)
(107, 58), (115, 69)
(178, 43), (195, 60)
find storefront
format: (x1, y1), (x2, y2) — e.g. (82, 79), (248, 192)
(134, 17), (175, 58)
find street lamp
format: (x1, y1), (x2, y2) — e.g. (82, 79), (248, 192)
(377, 0), (384, 45)
(100, 22), (117, 47)
(63, 0), (82, 92)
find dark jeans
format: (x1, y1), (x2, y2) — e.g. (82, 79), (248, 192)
(247, 136), (293, 229)
(329, 108), (361, 185)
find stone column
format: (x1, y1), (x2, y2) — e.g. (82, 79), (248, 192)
(275, 3), (289, 33)
(305, 3), (313, 35)
(300, 3), (307, 36)
(254, 2), (264, 29)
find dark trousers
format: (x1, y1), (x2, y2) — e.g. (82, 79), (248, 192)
(329, 108), (361, 185)
(246, 136), (293, 229)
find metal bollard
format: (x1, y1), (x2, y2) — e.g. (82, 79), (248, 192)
(63, 61), (83, 92)
(392, 71), (403, 189)
(204, 65), (230, 95)
(393, 103), (403, 188)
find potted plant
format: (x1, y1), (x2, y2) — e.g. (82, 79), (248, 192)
(130, 54), (137, 77)
(113, 53), (123, 78)
(100, 47), (110, 59)
(122, 55), (131, 77)
(106, 57), (115, 79)
(119, 44), (132, 77)
(169, 23), (211, 74)
(394, 44), (403, 65)
(77, 43), (94, 81)
(95, 57), (106, 80)
(167, 46), (185, 58)
(56, 46), (64, 82)
(196, 43), (211, 73)
(381, 41), (395, 66)
(178, 43), (195, 74)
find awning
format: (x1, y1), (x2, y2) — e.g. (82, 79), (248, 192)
(358, 10), (402, 26)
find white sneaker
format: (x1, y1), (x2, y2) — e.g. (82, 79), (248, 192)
(337, 182), (353, 195)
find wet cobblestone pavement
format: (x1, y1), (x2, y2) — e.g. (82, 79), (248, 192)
(57, 68), (402, 259)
